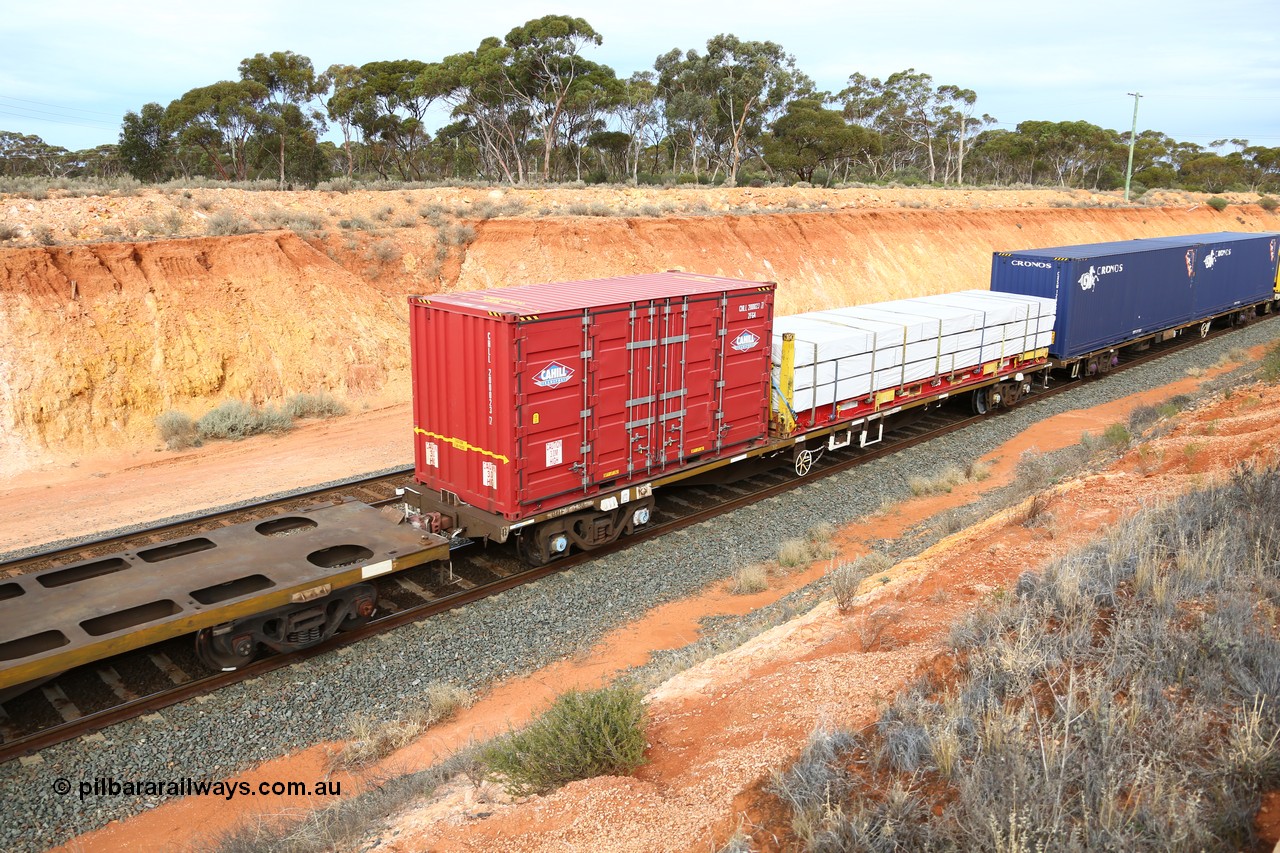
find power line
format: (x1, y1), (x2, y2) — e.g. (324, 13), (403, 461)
(0, 94), (120, 117)
(0, 102), (117, 126)
(0, 108), (118, 131)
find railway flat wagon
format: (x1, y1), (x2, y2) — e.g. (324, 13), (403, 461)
(405, 272), (776, 564)
(990, 231), (1280, 370)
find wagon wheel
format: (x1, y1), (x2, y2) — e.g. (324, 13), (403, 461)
(195, 627), (259, 672)
(517, 532), (552, 567)
(794, 449), (815, 477)
(972, 387), (991, 415)
(340, 587), (378, 631)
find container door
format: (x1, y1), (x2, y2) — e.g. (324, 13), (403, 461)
(675, 296), (718, 460)
(586, 308), (630, 485)
(716, 292), (772, 451)
(516, 315), (589, 505)
(625, 304), (660, 475)
(654, 300), (689, 468)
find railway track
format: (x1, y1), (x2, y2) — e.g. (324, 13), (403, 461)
(0, 314), (1266, 764)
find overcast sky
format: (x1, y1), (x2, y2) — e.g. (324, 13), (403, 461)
(3, 0), (1278, 154)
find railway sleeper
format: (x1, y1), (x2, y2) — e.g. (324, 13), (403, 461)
(517, 496), (657, 566)
(194, 582), (377, 672)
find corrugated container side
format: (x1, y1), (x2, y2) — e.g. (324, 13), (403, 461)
(411, 275), (774, 520)
(991, 243), (1196, 359)
(1141, 232), (1279, 317)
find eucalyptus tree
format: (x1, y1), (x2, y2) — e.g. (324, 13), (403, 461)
(426, 39), (530, 184)
(501, 15), (610, 181)
(657, 35), (811, 185)
(239, 51), (328, 187)
(614, 71), (660, 183)
(0, 131), (69, 177)
(1244, 145), (1280, 191)
(119, 102), (173, 182)
(164, 80), (269, 180)
(324, 64), (365, 178)
(1016, 120), (1121, 187)
(353, 59), (437, 180)
(763, 96), (880, 183)
(558, 64), (623, 180)
(654, 48), (716, 179)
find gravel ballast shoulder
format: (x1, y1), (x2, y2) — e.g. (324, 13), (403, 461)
(4, 321), (1279, 852)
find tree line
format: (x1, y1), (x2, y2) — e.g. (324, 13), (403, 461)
(3, 14), (1278, 194)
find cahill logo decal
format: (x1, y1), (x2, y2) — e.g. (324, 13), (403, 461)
(533, 361), (574, 388)
(731, 330), (760, 352)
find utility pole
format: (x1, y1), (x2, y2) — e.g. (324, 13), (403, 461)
(1124, 92), (1143, 201)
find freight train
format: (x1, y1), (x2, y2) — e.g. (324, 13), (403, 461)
(2, 231), (1277, 695)
(402, 230), (1280, 564)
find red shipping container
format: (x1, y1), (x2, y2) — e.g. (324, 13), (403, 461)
(409, 272), (775, 521)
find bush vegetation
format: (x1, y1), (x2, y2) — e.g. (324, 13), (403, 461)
(1260, 339), (1280, 382)
(481, 684), (648, 797)
(284, 391), (347, 420)
(206, 211), (251, 236)
(155, 410), (198, 450)
(158, 394), (347, 447)
(331, 683), (472, 770)
(731, 564), (769, 594)
(195, 400), (292, 441)
(1207, 195), (1230, 211)
(832, 551), (893, 613)
(770, 463), (1280, 850)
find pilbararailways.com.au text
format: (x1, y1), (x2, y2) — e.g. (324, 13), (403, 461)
(52, 776), (342, 801)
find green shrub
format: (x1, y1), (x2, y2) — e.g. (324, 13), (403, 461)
(206, 211), (251, 236)
(1259, 196), (1279, 212)
(155, 410), (198, 450)
(196, 400), (292, 441)
(1103, 422), (1132, 447)
(1207, 195), (1229, 211)
(482, 685), (648, 796)
(285, 392), (347, 420)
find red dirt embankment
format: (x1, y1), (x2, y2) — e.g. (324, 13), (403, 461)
(0, 193), (1272, 476)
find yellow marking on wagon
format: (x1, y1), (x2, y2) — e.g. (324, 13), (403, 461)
(414, 427), (511, 464)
